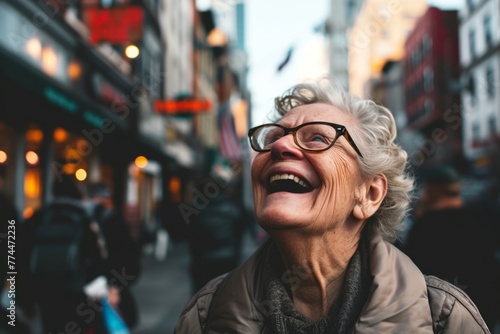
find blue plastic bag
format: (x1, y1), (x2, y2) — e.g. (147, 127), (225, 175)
(102, 297), (130, 334)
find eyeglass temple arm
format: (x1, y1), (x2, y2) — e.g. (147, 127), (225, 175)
(342, 131), (363, 158)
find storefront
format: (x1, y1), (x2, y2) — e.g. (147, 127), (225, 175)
(0, 0), (171, 223)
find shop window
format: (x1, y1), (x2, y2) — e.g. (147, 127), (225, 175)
(52, 128), (115, 199)
(24, 126), (44, 218)
(53, 131), (92, 182)
(0, 123), (16, 202)
(0, 124), (12, 165)
(169, 176), (182, 204)
(23, 35), (69, 83)
(24, 168), (41, 218)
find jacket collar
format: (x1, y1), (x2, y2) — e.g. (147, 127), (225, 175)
(354, 233), (433, 332)
(205, 234), (434, 333)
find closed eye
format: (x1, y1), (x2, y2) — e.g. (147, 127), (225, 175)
(302, 132), (332, 145)
(310, 135), (328, 143)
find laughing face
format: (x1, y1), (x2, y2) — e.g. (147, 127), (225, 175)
(251, 103), (366, 234)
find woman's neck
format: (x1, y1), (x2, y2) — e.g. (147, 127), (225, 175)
(269, 228), (362, 321)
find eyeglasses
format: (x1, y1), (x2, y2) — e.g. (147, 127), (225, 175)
(248, 121), (363, 157)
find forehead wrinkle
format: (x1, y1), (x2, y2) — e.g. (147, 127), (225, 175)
(281, 103), (359, 129)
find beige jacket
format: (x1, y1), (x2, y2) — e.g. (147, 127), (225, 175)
(175, 234), (490, 333)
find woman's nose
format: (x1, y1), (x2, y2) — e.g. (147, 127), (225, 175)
(270, 133), (303, 159)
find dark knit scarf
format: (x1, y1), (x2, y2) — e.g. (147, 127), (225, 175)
(261, 238), (372, 334)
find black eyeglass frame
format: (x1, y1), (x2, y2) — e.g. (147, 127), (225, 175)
(247, 121), (363, 158)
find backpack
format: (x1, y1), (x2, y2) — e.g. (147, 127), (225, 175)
(29, 200), (102, 293)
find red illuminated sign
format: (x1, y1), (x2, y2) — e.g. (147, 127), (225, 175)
(154, 99), (212, 114)
(84, 7), (144, 45)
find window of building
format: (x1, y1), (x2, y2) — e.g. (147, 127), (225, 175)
(484, 15), (493, 49)
(489, 115), (497, 137)
(140, 48), (162, 99)
(466, 0), (474, 10)
(347, 0), (356, 21)
(423, 68), (434, 92)
(422, 35), (431, 57)
(486, 67), (495, 99)
(472, 122), (480, 142)
(424, 99), (434, 116)
(469, 28), (476, 59)
(468, 75), (477, 106)
(413, 45), (422, 67)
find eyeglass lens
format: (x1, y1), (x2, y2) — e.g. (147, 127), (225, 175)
(254, 124), (338, 151)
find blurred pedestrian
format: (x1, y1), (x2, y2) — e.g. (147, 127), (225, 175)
(87, 182), (142, 330)
(186, 174), (248, 294)
(20, 174), (108, 334)
(404, 164), (500, 330)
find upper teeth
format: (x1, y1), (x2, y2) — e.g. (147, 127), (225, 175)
(270, 173), (310, 188)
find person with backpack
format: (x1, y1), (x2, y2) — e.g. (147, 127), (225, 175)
(187, 175), (248, 294)
(20, 174), (109, 334)
(87, 182), (142, 331)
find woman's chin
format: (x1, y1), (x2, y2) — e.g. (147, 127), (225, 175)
(257, 208), (309, 231)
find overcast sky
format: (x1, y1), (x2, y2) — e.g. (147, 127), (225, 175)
(246, 0), (465, 126)
(246, 0), (329, 126)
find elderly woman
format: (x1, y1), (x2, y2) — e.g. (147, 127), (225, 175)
(175, 79), (490, 333)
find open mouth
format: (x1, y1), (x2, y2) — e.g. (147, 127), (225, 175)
(268, 173), (312, 194)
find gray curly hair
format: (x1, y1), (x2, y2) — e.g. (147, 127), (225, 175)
(270, 78), (414, 242)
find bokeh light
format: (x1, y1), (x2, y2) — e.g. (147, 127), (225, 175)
(135, 156), (148, 169)
(26, 151), (39, 165)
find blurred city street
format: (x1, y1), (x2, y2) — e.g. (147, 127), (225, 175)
(130, 239), (192, 334)
(0, 231), (259, 334)
(0, 0), (499, 332)
(130, 232), (259, 334)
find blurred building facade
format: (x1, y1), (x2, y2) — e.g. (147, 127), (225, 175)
(458, 0), (500, 176)
(204, 0), (251, 211)
(0, 0), (170, 226)
(327, 0), (364, 89)
(334, 0), (500, 184)
(348, 0), (428, 98)
(403, 7), (463, 171)
(0, 0), (248, 239)
(370, 61), (424, 160)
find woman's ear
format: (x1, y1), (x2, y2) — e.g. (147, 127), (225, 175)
(353, 174), (388, 220)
